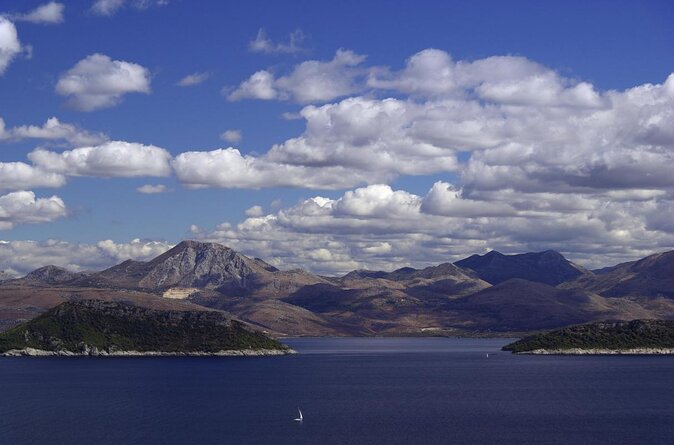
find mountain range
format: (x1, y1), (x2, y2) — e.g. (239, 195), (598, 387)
(1, 240), (674, 336)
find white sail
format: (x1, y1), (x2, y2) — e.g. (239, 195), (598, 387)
(294, 408), (303, 422)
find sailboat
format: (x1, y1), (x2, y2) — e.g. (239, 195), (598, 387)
(294, 408), (303, 422)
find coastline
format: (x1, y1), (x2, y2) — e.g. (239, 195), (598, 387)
(516, 347), (674, 355)
(1, 347), (297, 357)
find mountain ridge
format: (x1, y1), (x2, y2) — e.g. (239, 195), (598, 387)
(2, 241), (674, 336)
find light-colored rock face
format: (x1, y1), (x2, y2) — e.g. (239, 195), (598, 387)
(139, 241), (262, 290)
(162, 287), (200, 299)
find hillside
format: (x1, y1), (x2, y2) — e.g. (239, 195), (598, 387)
(0, 300), (291, 356)
(562, 251), (674, 298)
(440, 278), (655, 332)
(503, 319), (674, 354)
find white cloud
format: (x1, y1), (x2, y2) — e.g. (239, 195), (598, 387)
(228, 49), (366, 103)
(248, 28), (306, 54)
(188, 182), (674, 274)
(136, 184), (168, 194)
(177, 71), (210, 87)
(421, 181), (516, 217)
(90, 0), (167, 16)
(368, 49), (604, 108)
(0, 116), (108, 146)
(0, 162), (66, 192)
(226, 70), (278, 101)
(56, 53), (151, 111)
(220, 129), (242, 144)
(0, 238), (172, 275)
(91, 0), (125, 15)
(367, 48), (457, 96)
(0, 191), (67, 230)
(245, 205), (264, 217)
(0, 17), (22, 75)
(29, 141), (172, 177)
(11, 2), (65, 24)
(173, 147), (379, 190)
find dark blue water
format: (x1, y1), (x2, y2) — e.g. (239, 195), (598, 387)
(1, 338), (674, 444)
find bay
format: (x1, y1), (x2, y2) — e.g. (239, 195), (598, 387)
(1, 338), (673, 444)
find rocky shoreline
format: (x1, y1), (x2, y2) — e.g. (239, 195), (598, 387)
(2, 347), (297, 357)
(517, 347), (674, 355)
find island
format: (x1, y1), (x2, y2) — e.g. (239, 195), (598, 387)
(0, 300), (295, 357)
(502, 319), (674, 354)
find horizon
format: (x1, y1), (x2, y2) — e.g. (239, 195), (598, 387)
(4, 238), (669, 278)
(1, 0), (674, 276)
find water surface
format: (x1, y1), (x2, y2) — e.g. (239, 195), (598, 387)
(1, 337), (673, 444)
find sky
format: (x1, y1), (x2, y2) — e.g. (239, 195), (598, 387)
(0, 0), (673, 276)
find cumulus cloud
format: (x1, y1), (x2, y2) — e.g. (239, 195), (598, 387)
(10, 2), (65, 24)
(228, 49), (366, 103)
(187, 182), (674, 274)
(228, 49), (674, 195)
(248, 28), (306, 54)
(0, 116), (108, 146)
(177, 71), (210, 87)
(90, 0), (167, 16)
(368, 49), (604, 108)
(245, 205), (264, 217)
(226, 70), (278, 101)
(0, 17), (23, 74)
(0, 238), (172, 276)
(56, 53), (151, 111)
(0, 162), (66, 192)
(29, 141), (172, 177)
(136, 184), (168, 194)
(220, 129), (242, 144)
(173, 147), (378, 190)
(0, 191), (67, 230)
(421, 181), (516, 217)
(174, 97), (459, 190)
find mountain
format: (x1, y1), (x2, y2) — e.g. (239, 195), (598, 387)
(85, 240), (327, 298)
(562, 251), (674, 299)
(502, 319), (674, 354)
(2, 242), (674, 337)
(22, 265), (84, 286)
(455, 250), (587, 286)
(0, 300), (291, 356)
(0, 271), (12, 282)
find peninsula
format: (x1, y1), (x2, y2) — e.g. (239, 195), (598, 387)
(0, 300), (294, 357)
(502, 320), (674, 354)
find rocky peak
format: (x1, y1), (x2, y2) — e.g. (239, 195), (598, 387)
(138, 240), (265, 290)
(23, 265), (80, 285)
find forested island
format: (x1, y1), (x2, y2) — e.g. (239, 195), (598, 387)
(503, 320), (674, 354)
(0, 300), (293, 357)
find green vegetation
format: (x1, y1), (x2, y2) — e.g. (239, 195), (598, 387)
(0, 300), (288, 354)
(503, 319), (674, 353)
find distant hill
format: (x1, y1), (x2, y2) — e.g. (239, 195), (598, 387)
(23, 265), (85, 286)
(503, 319), (674, 354)
(455, 250), (587, 286)
(0, 300), (291, 356)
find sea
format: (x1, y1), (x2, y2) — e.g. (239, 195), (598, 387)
(1, 337), (673, 445)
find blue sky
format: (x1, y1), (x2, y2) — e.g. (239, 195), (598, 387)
(0, 0), (673, 275)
